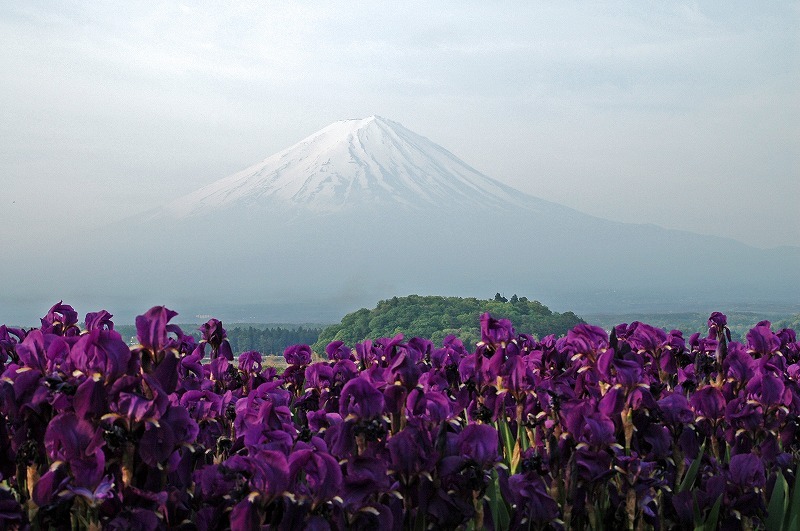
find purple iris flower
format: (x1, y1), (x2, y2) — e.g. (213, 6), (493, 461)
(44, 412), (106, 489)
(115, 374), (170, 423)
(387, 348), (421, 389)
(66, 474), (115, 507)
(746, 371), (788, 407)
(455, 423), (499, 468)
(229, 450), (290, 501)
(0, 324), (25, 368)
(657, 392), (694, 426)
(479, 312), (515, 347)
(563, 323), (609, 358)
(288, 448), (343, 507)
(690, 386), (726, 421)
(387, 421), (437, 480)
(723, 343), (757, 385)
(747, 324), (781, 358)
(32, 461), (71, 507)
(40, 301), (81, 337)
(284, 344), (313, 365)
(68, 328), (132, 383)
(707, 312), (730, 339)
(238, 350), (262, 374)
(84, 310), (115, 331)
(339, 376), (385, 420)
(138, 405), (198, 466)
(200, 318), (233, 361)
(727, 452), (766, 497)
(135, 305), (180, 352)
(305, 362), (334, 391)
(325, 340), (354, 361)
(406, 388), (452, 424)
(504, 471), (560, 527)
(341, 455), (391, 511)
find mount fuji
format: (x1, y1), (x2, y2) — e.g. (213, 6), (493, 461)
(17, 116), (799, 323)
(154, 116), (539, 219)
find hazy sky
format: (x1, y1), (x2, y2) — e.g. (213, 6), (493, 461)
(2, 1), (798, 248)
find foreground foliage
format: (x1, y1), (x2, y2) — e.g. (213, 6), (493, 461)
(0, 303), (799, 530)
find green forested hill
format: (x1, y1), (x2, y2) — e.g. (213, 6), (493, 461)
(312, 294), (583, 353)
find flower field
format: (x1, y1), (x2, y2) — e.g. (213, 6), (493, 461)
(1, 302), (799, 530)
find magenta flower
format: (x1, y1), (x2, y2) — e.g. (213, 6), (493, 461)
(200, 318), (233, 360)
(40, 301), (80, 337)
(479, 312), (515, 347)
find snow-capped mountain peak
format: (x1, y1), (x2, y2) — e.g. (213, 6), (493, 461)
(158, 116), (530, 219)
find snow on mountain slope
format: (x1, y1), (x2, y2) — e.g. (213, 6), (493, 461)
(157, 116), (534, 219)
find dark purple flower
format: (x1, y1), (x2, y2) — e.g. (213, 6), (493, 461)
(479, 312), (515, 347)
(628, 322), (668, 354)
(289, 448), (343, 506)
(746, 372), (787, 407)
(387, 422), (437, 479)
(66, 474), (115, 507)
(284, 344), (313, 365)
(68, 328), (132, 382)
(406, 388), (452, 424)
(15, 329), (69, 374)
(341, 456), (391, 510)
(690, 386), (726, 421)
(0, 324), (25, 367)
(44, 412), (106, 489)
(225, 450), (290, 502)
(562, 323), (609, 362)
(229, 494), (262, 529)
(723, 343), (757, 384)
(747, 324), (781, 357)
(116, 374), (170, 423)
(339, 376), (384, 420)
(200, 318), (233, 360)
(135, 305), (180, 352)
(708, 312), (729, 338)
(238, 350), (262, 373)
(325, 340), (353, 361)
(456, 423), (499, 468)
(387, 349), (421, 389)
(40, 301), (80, 337)
(657, 392), (694, 426)
(728, 453), (765, 489)
(505, 472), (560, 526)
(105, 508), (161, 531)
(84, 310), (115, 331)
(74, 376), (108, 420)
(32, 461), (71, 507)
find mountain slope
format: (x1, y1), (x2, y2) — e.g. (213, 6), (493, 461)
(154, 115), (540, 219)
(9, 116), (797, 323)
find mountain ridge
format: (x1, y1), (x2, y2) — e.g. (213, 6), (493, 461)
(153, 115), (545, 220)
(3, 116), (797, 325)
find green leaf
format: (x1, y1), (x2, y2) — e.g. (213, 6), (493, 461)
(679, 442), (706, 493)
(765, 471), (788, 531)
(487, 469), (511, 531)
(497, 420), (515, 470)
(786, 469), (800, 531)
(704, 494), (723, 531)
(516, 421), (530, 453)
(692, 492), (702, 528)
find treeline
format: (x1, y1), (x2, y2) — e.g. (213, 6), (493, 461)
(226, 326), (323, 355)
(586, 311), (799, 343)
(115, 324), (323, 356)
(313, 294), (583, 353)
